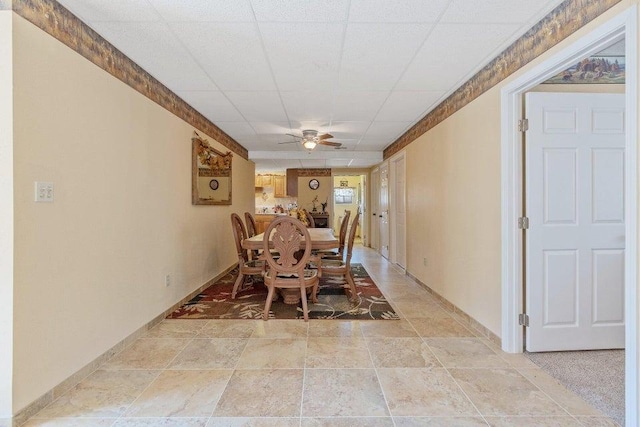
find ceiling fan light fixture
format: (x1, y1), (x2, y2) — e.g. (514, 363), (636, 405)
(303, 140), (317, 150)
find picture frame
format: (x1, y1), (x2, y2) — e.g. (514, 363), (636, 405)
(192, 132), (232, 205)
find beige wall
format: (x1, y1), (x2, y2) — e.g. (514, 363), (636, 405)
(530, 83), (625, 93)
(11, 14), (254, 412)
(297, 176), (332, 216)
(402, 0), (638, 337)
(0, 10), (13, 419)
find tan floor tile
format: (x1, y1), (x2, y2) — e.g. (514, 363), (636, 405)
(366, 337), (441, 368)
(35, 370), (159, 418)
(168, 338), (247, 369)
(495, 353), (540, 369)
(517, 368), (604, 416)
(113, 419), (209, 426)
(306, 337), (372, 368)
(208, 418), (300, 426)
(145, 320), (209, 338)
(104, 338), (190, 370)
(574, 417), (621, 426)
(392, 300), (447, 318)
(408, 317), (475, 338)
(302, 369), (388, 417)
(485, 416), (582, 426)
(426, 338), (505, 368)
(308, 320), (363, 337)
(236, 339), (306, 369)
(393, 417), (488, 426)
(22, 419), (115, 426)
(125, 370), (232, 417)
(449, 368), (566, 416)
(251, 320), (308, 338)
(302, 417), (394, 426)
(214, 369), (304, 417)
(360, 319), (418, 337)
(198, 320), (260, 338)
(377, 368), (478, 416)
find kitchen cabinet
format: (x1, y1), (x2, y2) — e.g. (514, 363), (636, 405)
(273, 175), (286, 198)
(286, 169), (298, 196)
(254, 214), (275, 234)
(255, 175), (273, 187)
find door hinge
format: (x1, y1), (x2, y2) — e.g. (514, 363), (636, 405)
(519, 313), (530, 327)
(518, 216), (529, 230)
(518, 118), (529, 132)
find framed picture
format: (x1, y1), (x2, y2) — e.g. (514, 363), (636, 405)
(192, 132), (232, 205)
(543, 55), (625, 84)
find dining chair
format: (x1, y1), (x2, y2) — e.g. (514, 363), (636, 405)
(318, 210), (350, 260)
(231, 213), (266, 299)
(304, 209), (316, 228)
(262, 216), (319, 321)
(318, 211), (360, 302)
(244, 211), (260, 259)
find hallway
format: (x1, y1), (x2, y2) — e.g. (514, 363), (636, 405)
(22, 247), (617, 426)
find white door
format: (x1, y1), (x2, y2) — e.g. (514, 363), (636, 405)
(526, 92), (625, 352)
(391, 154), (406, 268)
(371, 168), (380, 250)
(379, 162), (390, 259)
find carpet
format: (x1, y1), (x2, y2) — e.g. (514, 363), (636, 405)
(168, 263), (399, 320)
(525, 350), (625, 425)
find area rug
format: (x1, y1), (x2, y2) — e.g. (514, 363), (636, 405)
(525, 350), (625, 425)
(168, 264), (399, 320)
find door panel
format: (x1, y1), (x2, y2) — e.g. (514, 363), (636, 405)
(379, 162), (389, 259)
(526, 92), (625, 352)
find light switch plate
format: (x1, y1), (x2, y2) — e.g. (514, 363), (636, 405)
(35, 182), (54, 202)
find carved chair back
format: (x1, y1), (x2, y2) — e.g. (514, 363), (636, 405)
(231, 213), (249, 263)
(244, 212), (257, 238)
(344, 211), (360, 267)
(304, 210), (316, 228)
(262, 216), (312, 275)
(337, 210), (351, 257)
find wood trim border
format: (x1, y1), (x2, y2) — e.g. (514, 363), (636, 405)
(8, 0), (248, 159)
(383, 0), (622, 159)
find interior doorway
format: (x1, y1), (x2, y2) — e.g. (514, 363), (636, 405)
(332, 174), (366, 244)
(500, 6), (638, 425)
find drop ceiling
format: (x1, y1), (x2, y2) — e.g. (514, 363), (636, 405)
(57, 0), (565, 172)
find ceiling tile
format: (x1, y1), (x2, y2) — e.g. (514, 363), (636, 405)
(89, 22), (216, 91)
(148, 0), (254, 22)
(332, 91), (389, 121)
(375, 91), (445, 122)
(396, 23), (520, 91)
(349, 158), (379, 167)
(355, 138), (391, 151)
(300, 159), (328, 168)
(338, 23), (432, 90)
(441, 0), (558, 24)
(171, 23), (276, 91)
(225, 92), (288, 122)
(327, 121), (371, 139)
(249, 122), (292, 135)
(260, 23), (344, 91)
(326, 159), (352, 167)
(215, 122), (257, 138)
(364, 121), (412, 140)
(280, 91), (334, 122)
(348, 0), (449, 23)
(250, 0), (350, 22)
(58, 0), (160, 22)
(177, 91), (244, 122)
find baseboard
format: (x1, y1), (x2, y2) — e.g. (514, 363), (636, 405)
(405, 270), (502, 348)
(11, 264), (236, 427)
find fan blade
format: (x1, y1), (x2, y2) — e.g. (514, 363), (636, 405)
(318, 133), (334, 140)
(278, 141), (299, 145)
(318, 140), (342, 147)
(285, 133), (303, 139)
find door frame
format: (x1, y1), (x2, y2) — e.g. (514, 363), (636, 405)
(371, 166), (380, 250)
(389, 151), (407, 269)
(500, 5), (638, 424)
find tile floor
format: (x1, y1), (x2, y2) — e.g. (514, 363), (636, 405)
(23, 246), (619, 426)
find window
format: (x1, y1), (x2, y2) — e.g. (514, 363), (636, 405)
(334, 187), (355, 204)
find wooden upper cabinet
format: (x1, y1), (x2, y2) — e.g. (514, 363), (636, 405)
(286, 169), (298, 197)
(255, 175), (273, 187)
(274, 175), (286, 198)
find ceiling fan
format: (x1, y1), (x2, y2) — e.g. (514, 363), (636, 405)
(279, 129), (343, 150)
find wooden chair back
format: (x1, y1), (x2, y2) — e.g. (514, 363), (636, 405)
(345, 211), (360, 266)
(337, 210), (351, 257)
(304, 210), (316, 228)
(244, 212), (257, 238)
(231, 213), (249, 263)
(262, 216), (312, 274)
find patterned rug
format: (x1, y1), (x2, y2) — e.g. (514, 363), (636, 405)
(168, 264), (399, 320)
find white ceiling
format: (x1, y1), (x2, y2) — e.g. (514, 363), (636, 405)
(57, 0), (565, 172)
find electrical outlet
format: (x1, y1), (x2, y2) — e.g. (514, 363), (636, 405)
(35, 182), (54, 203)
(165, 274), (171, 287)
(423, 257), (428, 267)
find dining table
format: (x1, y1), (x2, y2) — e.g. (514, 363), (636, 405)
(242, 227), (339, 252)
(242, 227), (339, 304)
